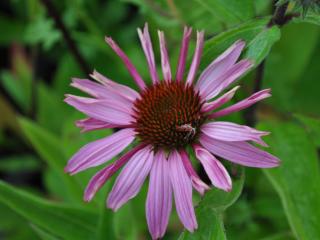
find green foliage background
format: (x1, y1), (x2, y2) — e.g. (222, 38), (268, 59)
(0, 0), (319, 239)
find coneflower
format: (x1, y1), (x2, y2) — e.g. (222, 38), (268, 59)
(64, 23), (280, 239)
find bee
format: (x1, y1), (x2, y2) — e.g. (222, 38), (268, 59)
(176, 123), (196, 140)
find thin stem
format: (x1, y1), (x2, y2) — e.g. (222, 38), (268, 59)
(30, 47), (38, 120)
(244, 1), (289, 126)
(268, 1), (289, 27)
(40, 0), (91, 75)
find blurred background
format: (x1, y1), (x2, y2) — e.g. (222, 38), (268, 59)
(0, 0), (319, 239)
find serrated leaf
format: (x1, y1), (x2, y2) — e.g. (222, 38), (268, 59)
(24, 15), (61, 50)
(259, 121), (320, 240)
(0, 181), (98, 240)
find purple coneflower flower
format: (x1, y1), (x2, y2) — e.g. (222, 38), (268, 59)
(65, 23), (279, 239)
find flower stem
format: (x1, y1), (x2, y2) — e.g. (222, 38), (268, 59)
(244, 1), (290, 127)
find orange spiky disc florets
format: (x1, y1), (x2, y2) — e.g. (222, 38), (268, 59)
(133, 81), (205, 150)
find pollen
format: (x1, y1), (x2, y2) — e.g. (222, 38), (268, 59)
(133, 81), (205, 149)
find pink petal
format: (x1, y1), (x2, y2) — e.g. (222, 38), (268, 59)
(107, 146), (153, 211)
(196, 40), (245, 93)
(169, 150), (197, 232)
(71, 78), (110, 99)
(176, 27), (192, 82)
(201, 86), (240, 113)
(180, 150), (209, 195)
(209, 89), (271, 119)
(105, 37), (146, 90)
(186, 31), (204, 85)
(200, 135), (280, 168)
(64, 95), (134, 125)
(76, 118), (122, 133)
(84, 144), (145, 202)
(198, 59), (253, 100)
(65, 128), (136, 174)
(193, 144), (232, 192)
(201, 121), (269, 146)
(90, 70), (140, 102)
(71, 78), (133, 106)
(84, 164), (113, 202)
(158, 30), (172, 82)
(65, 128), (135, 174)
(146, 150), (172, 240)
(138, 23), (159, 84)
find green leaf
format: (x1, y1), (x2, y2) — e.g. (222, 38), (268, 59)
(0, 202), (40, 240)
(37, 83), (72, 133)
(201, 17), (277, 70)
(24, 15), (61, 50)
(179, 167), (245, 239)
(290, 39), (320, 115)
(95, 208), (115, 240)
(293, 114), (320, 146)
(179, 209), (227, 240)
(18, 117), (82, 202)
(94, 186), (115, 240)
(263, 22), (320, 111)
(127, 0), (254, 34)
(0, 180), (98, 240)
(173, 0), (255, 32)
(259, 121), (320, 240)
(245, 26), (281, 65)
(114, 203), (139, 240)
(31, 224), (60, 240)
(0, 70), (31, 112)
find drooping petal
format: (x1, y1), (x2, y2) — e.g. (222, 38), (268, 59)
(71, 78), (133, 106)
(138, 23), (159, 84)
(107, 146), (153, 211)
(65, 128), (136, 174)
(146, 150), (172, 240)
(76, 118), (122, 132)
(196, 40), (245, 92)
(198, 59), (253, 100)
(64, 95), (134, 125)
(201, 121), (269, 146)
(169, 150), (197, 232)
(158, 30), (172, 82)
(176, 27), (192, 82)
(90, 70), (140, 102)
(209, 89), (271, 119)
(200, 134), (280, 168)
(105, 37), (146, 90)
(84, 144), (145, 202)
(201, 86), (240, 113)
(193, 144), (232, 191)
(180, 150), (209, 195)
(186, 31), (204, 85)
